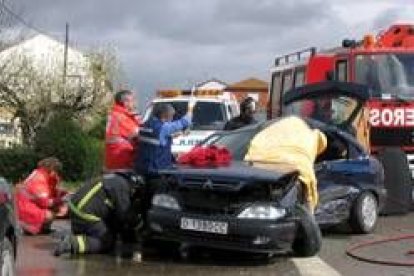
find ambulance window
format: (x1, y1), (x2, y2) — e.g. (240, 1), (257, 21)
(282, 70), (293, 94)
(270, 72), (282, 117)
(336, 60), (348, 81)
(294, 67), (306, 88)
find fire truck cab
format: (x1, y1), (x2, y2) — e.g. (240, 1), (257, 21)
(268, 24), (414, 214)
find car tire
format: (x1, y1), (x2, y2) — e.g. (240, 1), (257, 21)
(0, 237), (15, 276)
(349, 191), (378, 234)
(377, 147), (412, 215)
(292, 205), (322, 257)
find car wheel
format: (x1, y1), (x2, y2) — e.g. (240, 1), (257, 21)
(0, 237), (15, 276)
(377, 147), (412, 215)
(292, 205), (322, 257)
(349, 192), (378, 234)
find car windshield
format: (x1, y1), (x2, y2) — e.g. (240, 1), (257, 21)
(202, 129), (258, 160)
(355, 53), (414, 98)
(283, 95), (359, 126)
(144, 101), (226, 130)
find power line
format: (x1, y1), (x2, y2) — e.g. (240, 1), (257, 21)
(0, 1), (50, 36)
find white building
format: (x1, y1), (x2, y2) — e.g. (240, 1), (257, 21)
(0, 34), (90, 78)
(0, 34), (93, 147)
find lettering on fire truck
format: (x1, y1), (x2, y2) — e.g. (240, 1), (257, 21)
(369, 107), (414, 127)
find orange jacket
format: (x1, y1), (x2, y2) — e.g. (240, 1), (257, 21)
(15, 168), (65, 234)
(105, 103), (141, 171)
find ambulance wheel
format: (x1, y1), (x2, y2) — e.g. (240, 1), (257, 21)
(377, 147), (412, 215)
(0, 237), (15, 276)
(292, 205), (322, 257)
(349, 192), (378, 234)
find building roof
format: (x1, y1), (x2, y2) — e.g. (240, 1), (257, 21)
(226, 77), (268, 91)
(196, 78), (227, 90)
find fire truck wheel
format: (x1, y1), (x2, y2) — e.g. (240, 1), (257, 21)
(377, 147), (412, 215)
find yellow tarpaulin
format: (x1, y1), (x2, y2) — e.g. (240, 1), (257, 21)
(244, 116), (327, 211)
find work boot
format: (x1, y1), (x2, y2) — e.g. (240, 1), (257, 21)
(53, 235), (73, 257)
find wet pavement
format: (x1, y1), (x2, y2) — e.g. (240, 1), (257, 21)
(16, 213), (414, 276)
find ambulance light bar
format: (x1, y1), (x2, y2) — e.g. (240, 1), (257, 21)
(157, 89), (224, 98)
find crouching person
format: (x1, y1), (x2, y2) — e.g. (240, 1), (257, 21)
(54, 173), (138, 256)
(16, 157), (67, 235)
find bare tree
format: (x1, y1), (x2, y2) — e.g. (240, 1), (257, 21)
(0, 47), (119, 145)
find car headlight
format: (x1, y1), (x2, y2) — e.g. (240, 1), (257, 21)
(238, 205), (286, 220)
(152, 194), (181, 210)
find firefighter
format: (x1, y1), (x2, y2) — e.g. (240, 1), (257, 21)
(105, 90), (141, 172)
(224, 97), (257, 131)
(54, 173), (142, 256)
(15, 157), (67, 235)
(244, 116), (327, 212)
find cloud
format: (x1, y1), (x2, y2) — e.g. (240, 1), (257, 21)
(9, 0), (414, 110)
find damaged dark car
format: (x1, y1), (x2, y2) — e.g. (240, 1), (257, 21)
(147, 82), (386, 257)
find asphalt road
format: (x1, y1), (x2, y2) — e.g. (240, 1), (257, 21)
(16, 213), (414, 276)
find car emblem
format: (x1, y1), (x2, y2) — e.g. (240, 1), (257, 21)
(202, 179), (214, 190)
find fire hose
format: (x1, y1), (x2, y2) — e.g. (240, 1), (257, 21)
(346, 234), (414, 266)
(346, 194), (414, 267)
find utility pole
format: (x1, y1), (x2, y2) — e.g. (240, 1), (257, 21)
(61, 22), (69, 100)
(63, 22), (69, 84)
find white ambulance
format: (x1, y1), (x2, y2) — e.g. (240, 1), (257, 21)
(143, 89), (239, 156)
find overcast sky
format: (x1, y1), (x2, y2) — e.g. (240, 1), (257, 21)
(10, 0), (414, 109)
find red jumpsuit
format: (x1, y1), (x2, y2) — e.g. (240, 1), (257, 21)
(105, 103), (141, 171)
(15, 168), (66, 234)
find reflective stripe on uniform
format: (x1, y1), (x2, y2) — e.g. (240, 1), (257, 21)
(77, 182), (103, 210)
(18, 188), (48, 201)
(77, 235), (86, 253)
(68, 201), (101, 222)
(106, 137), (129, 145)
(139, 136), (161, 146)
(104, 198), (113, 208)
(140, 127), (153, 134)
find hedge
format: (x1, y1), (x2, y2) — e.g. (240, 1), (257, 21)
(34, 114), (104, 182)
(0, 147), (38, 183)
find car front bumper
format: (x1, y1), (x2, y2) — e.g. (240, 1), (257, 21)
(148, 207), (298, 253)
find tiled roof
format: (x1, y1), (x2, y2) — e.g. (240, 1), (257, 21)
(227, 77), (268, 90)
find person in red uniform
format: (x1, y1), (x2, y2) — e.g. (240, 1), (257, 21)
(15, 157), (67, 234)
(105, 90), (141, 172)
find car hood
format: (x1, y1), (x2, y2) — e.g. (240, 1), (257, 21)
(159, 161), (298, 191)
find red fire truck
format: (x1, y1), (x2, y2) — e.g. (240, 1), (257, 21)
(268, 24), (414, 214)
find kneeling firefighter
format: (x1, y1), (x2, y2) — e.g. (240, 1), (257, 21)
(54, 173), (143, 256)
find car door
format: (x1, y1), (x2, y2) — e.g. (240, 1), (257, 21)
(282, 81), (370, 134)
(281, 81), (381, 223)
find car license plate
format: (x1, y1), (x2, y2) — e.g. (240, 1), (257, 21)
(180, 217), (228, 235)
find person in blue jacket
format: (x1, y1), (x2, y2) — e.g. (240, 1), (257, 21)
(135, 101), (194, 220)
(136, 101), (194, 175)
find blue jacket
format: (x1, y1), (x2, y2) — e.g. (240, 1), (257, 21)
(136, 115), (191, 174)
